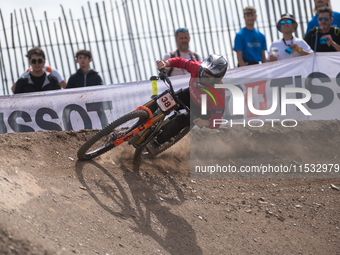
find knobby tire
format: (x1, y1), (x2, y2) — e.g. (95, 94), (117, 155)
(77, 110), (149, 160)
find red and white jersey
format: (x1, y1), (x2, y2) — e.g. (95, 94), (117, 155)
(168, 57), (225, 129)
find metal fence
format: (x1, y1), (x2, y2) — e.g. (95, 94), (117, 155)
(0, 0), (314, 95)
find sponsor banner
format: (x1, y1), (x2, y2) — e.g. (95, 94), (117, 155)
(0, 76), (189, 133)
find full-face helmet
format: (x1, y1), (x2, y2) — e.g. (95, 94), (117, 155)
(198, 54), (228, 85)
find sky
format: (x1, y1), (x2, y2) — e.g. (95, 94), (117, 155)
(2, 0), (340, 22)
(1, 0), (104, 21)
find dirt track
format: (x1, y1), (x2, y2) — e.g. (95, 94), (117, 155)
(0, 120), (340, 254)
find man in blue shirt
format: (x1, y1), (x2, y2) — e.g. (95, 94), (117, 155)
(234, 6), (267, 67)
(306, 0), (340, 34)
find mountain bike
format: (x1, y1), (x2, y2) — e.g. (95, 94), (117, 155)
(77, 69), (191, 160)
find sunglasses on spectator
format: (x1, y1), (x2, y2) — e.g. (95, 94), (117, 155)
(318, 17), (330, 21)
(176, 27), (188, 33)
(30, 58), (44, 64)
(175, 27), (189, 37)
(280, 20), (293, 25)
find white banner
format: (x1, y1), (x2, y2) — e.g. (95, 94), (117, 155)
(0, 76), (189, 133)
(0, 53), (339, 133)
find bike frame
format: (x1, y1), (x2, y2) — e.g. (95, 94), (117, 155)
(112, 69), (189, 149)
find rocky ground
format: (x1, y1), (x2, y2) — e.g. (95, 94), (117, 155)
(0, 120), (339, 254)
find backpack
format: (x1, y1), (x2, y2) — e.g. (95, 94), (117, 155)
(167, 49), (199, 76)
(315, 27), (340, 36)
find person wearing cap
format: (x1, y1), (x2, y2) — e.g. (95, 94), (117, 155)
(234, 6), (267, 67)
(162, 27), (201, 76)
(66, 49), (103, 88)
(304, 7), (340, 52)
(268, 13), (313, 62)
(306, 0), (340, 34)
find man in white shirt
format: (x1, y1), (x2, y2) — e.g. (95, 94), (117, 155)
(163, 28), (201, 76)
(268, 13), (313, 62)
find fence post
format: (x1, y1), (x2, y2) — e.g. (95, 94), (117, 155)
(25, 8), (34, 47)
(11, 13), (20, 79)
(1, 9), (14, 93)
(58, 17), (72, 77)
(54, 22), (66, 80)
(14, 10), (26, 70)
(149, 0), (162, 60)
(61, 5), (77, 71)
(102, 1), (119, 83)
(0, 40), (8, 94)
(123, 0), (141, 81)
(87, 2), (106, 84)
(137, 0), (155, 76)
(69, 10), (80, 51)
(129, 0), (148, 80)
(113, 0), (132, 82)
(81, 6), (96, 71)
(96, 2), (113, 84)
(44, 12), (58, 70)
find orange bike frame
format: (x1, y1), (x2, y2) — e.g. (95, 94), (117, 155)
(113, 105), (154, 147)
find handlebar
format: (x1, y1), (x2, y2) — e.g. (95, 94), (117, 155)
(158, 69), (175, 94)
(157, 68), (190, 114)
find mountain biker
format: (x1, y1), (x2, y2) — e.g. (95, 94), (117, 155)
(146, 54), (228, 154)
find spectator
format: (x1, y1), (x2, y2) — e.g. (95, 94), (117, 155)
(163, 27), (201, 76)
(12, 66), (66, 93)
(304, 7), (340, 52)
(268, 13), (313, 62)
(234, 6), (267, 67)
(306, 0), (340, 34)
(14, 47), (60, 94)
(66, 50), (103, 88)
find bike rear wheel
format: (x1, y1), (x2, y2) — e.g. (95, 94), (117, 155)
(77, 110), (149, 160)
(139, 125), (191, 159)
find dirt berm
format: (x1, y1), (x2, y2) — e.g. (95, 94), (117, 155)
(0, 120), (339, 254)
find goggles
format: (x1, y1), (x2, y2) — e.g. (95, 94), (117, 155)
(280, 20), (293, 25)
(30, 58), (44, 64)
(318, 17), (330, 22)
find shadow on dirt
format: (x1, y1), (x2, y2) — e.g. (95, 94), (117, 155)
(75, 153), (202, 255)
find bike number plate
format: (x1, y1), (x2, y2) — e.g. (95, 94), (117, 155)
(157, 93), (176, 112)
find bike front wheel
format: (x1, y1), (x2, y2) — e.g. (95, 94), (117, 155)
(77, 110), (149, 160)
